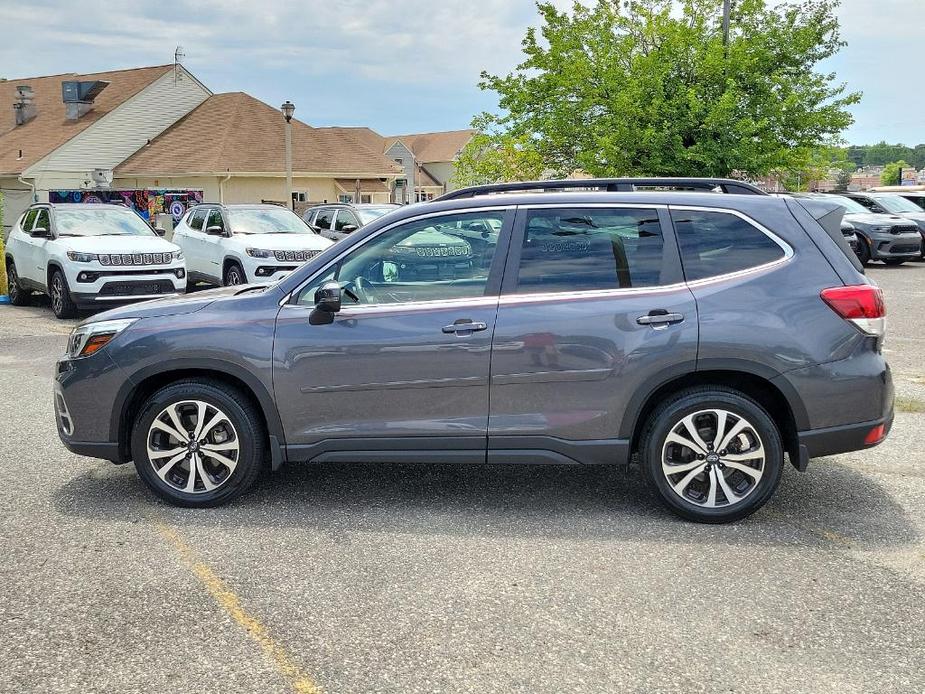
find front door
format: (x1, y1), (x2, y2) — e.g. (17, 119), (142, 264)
(22, 207), (52, 286)
(487, 204), (699, 465)
(273, 207), (512, 462)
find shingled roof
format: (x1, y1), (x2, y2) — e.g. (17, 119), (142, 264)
(117, 93), (402, 177)
(0, 64), (175, 175)
(321, 127), (475, 164)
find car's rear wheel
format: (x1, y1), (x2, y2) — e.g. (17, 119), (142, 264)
(640, 387), (783, 523)
(49, 269), (77, 319)
(131, 380), (266, 507)
(224, 262), (246, 286)
(6, 260), (32, 306)
(883, 258), (906, 266)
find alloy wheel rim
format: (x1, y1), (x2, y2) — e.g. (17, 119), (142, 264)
(51, 276), (63, 313)
(8, 266), (19, 299)
(661, 409), (765, 508)
(228, 269), (241, 285)
(146, 400), (240, 494)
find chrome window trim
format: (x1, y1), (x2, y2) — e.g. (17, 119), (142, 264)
(280, 202), (794, 310)
(279, 205), (512, 306)
(517, 202), (668, 210)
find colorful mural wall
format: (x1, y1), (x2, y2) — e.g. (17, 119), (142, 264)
(49, 190), (204, 222)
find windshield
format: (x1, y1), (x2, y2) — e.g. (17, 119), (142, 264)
(55, 208), (157, 237)
(871, 194), (923, 214)
(227, 207), (311, 234)
(356, 207), (398, 224)
(823, 196), (871, 215)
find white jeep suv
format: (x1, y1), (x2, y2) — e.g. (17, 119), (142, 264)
(5, 203), (186, 319)
(172, 204), (333, 286)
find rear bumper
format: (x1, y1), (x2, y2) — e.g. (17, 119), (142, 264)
(796, 411), (893, 469)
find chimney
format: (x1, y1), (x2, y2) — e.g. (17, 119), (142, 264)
(61, 80), (110, 120)
(13, 85), (36, 126)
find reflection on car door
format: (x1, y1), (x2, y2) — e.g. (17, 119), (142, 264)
(487, 205), (698, 465)
(272, 208), (513, 463)
(201, 208), (227, 282)
(25, 208), (52, 285)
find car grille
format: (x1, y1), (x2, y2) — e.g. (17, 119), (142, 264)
(98, 280), (175, 297)
(891, 245), (919, 254)
(98, 252), (174, 266)
(890, 225), (919, 235)
(273, 249), (322, 262)
(414, 246), (469, 257)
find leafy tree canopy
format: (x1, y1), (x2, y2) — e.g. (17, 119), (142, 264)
(461, 0), (860, 181)
(880, 160), (911, 186)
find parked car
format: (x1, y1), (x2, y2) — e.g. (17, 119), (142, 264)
(4, 203), (186, 319)
(54, 178), (892, 524)
(304, 202), (400, 242)
(835, 192), (925, 260)
(811, 193), (922, 265)
(172, 204), (333, 286)
(890, 190), (925, 212)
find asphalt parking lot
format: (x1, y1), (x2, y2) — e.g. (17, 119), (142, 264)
(1, 265), (924, 694)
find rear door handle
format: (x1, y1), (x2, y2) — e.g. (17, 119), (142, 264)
(637, 311), (684, 327)
(442, 320), (488, 334)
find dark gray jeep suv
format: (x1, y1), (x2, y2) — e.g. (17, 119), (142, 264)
(54, 178), (893, 523)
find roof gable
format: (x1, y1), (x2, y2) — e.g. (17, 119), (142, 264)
(384, 129), (476, 163)
(0, 65), (175, 175)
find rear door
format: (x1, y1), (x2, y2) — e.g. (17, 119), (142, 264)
(487, 204), (698, 465)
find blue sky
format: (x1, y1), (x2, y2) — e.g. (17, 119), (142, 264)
(0, 0), (920, 145)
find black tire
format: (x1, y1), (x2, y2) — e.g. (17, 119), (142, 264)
(640, 387), (784, 524)
(5, 259), (32, 306)
(49, 268), (77, 319)
(223, 262), (246, 286)
(131, 379), (266, 507)
(883, 258), (906, 266)
(856, 239), (871, 266)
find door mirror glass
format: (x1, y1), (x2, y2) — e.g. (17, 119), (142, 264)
(205, 225), (225, 236)
(341, 224), (358, 233)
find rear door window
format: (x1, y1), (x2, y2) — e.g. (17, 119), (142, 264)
(514, 207), (665, 293)
(671, 209), (786, 281)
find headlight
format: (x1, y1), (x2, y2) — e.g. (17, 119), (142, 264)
(67, 318), (137, 359)
(246, 248), (273, 258)
(67, 251), (98, 263)
(174, 250), (184, 261)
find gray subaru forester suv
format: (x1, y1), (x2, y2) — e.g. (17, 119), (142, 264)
(54, 178), (893, 523)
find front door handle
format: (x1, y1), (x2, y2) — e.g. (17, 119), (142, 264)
(442, 319), (488, 334)
(637, 310), (684, 327)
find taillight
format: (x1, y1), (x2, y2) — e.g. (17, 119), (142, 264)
(820, 284), (886, 337)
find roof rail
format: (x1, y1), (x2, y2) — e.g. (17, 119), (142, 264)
(436, 177), (767, 201)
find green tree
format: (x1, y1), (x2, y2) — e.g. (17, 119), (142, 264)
(833, 168), (852, 191)
(474, 0), (860, 178)
(453, 116), (546, 186)
(880, 160), (911, 186)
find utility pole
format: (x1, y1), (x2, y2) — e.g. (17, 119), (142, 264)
(281, 101), (295, 210)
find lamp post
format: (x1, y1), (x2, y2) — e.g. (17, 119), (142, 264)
(281, 100), (295, 209)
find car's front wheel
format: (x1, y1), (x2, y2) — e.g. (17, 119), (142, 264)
(6, 260), (31, 306)
(49, 269), (77, 319)
(223, 262), (246, 286)
(640, 387), (783, 524)
(883, 258), (906, 266)
(131, 380), (266, 507)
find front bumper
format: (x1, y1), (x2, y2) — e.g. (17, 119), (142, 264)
(867, 233), (921, 260)
(68, 265), (187, 308)
(54, 349), (128, 463)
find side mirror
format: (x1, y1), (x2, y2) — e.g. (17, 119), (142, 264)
(205, 225), (225, 236)
(31, 226), (50, 238)
(310, 281), (342, 325)
(341, 224), (358, 233)
(154, 226), (167, 237)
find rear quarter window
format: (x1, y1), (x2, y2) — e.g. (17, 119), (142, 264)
(671, 209), (786, 281)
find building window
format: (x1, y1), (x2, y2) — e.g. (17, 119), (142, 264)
(338, 194), (352, 204)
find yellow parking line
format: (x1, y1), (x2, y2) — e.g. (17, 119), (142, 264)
(153, 519), (321, 694)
